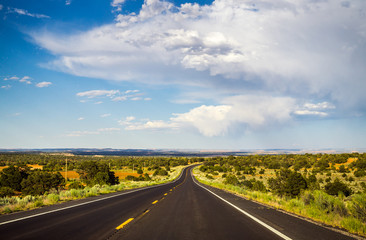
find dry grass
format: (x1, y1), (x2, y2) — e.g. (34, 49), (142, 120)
(28, 164), (43, 170)
(59, 171), (80, 179)
(333, 157), (357, 170)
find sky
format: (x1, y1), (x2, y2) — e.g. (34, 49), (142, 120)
(0, 0), (365, 150)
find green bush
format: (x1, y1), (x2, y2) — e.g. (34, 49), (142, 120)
(68, 181), (84, 189)
(354, 169), (366, 177)
(0, 187), (14, 197)
(268, 169), (307, 198)
(324, 178), (352, 197)
(47, 193), (60, 204)
(223, 175), (239, 186)
(349, 193), (366, 222)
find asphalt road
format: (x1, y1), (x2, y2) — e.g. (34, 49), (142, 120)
(0, 166), (359, 240)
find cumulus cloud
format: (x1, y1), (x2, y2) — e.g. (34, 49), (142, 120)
(36, 81), (52, 88)
(119, 95), (298, 136)
(30, 0), (366, 137)
(32, 0), (366, 113)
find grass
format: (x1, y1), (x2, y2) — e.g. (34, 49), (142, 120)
(0, 165), (187, 215)
(192, 167), (366, 237)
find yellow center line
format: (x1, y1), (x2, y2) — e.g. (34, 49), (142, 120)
(152, 200), (158, 204)
(141, 209), (150, 216)
(164, 193), (168, 196)
(116, 218), (134, 230)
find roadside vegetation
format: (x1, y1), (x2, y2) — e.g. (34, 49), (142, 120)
(193, 153), (366, 237)
(0, 153), (198, 214)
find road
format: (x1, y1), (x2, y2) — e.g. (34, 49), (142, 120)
(0, 165), (358, 240)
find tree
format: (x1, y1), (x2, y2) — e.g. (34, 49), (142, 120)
(21, 171), (65, 195)
(268, 169), (307, 198)
(77, 161), (118, 186)
(0, 165), (29, 191)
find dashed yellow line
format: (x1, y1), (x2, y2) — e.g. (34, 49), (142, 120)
(141, 209), (150, 216)
(152, 200), (158, 204)
(116, 218), (134, 230)
(164, 193), (168, 196)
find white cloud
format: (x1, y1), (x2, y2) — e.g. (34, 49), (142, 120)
(120, 95), (297, 136)
(20, 76), (32, 84)
(294, 110), (328, 117)
(31, 0), (366, 132)
(65, 0), (72, 6)
(100, 113), (111, 118)
(9, 7), (50, 18)
(111, 0), (126, 11)
(125, 90), (139, 94)
(112, 96), (127, 101)
(7, 76), (19, 81)
(97, 127), (120, 132)
(0, 5), (3, 11)
(32, 1), (366, 110)
(36, 81), (52, 88)
(1, 85), (11, 89)
(303, 102), (336, 110)
(66, 127), (120, 137)
(78, 117), (84, 121)
(77, 90), (119, 98)
(77, 89), (148, 102)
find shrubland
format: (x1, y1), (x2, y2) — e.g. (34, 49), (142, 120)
(0, 154), (197, 214)
(193, 153), (366, 237)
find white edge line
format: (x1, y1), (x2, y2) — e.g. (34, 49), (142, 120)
(0, 166), (188, 226)
(191, 169), (293, 240)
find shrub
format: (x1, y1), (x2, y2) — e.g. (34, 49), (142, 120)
(268, 169), (307, 198)
(68, 181), (84, 189)
(47, 193), (60, 204)
(224, 175), (239, 186)
(354, 169), (366, 177)
(324, 178), (352, 197)
(301, 191), (315, 205)
(0, 187), (14, 197)
(348, 193), (366, 222)
(206, 174), (214, 180)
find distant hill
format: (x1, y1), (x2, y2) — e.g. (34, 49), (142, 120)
(0, 148), (364, 156)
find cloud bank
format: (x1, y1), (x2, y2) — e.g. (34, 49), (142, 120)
(31, 0), (366, 135)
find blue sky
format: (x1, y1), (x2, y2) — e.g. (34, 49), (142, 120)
(0, 0), (365, 150)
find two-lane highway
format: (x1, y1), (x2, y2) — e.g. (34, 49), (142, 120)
(0, 165), (359, 240)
